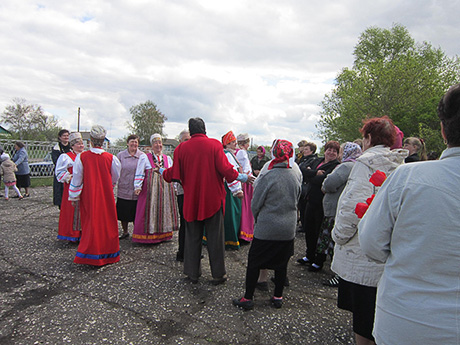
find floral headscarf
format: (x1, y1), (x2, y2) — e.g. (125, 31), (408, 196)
(222, 131), (236, 147)
(268, 139), (294, 170)
(342, 142), (362, 162)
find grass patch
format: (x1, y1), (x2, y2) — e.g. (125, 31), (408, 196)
(30, 177), (54, 187)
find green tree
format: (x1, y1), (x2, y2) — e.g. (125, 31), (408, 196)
(127, 100), (167, 145)
(317, 24), (460, 154)
(1, 98), (61, 141)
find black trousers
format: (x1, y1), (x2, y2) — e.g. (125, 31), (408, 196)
(304, 201), (324, 263)
(298, 196), (307, 229)
(184, 208), (226, 280)
(176, 194), (186, 259)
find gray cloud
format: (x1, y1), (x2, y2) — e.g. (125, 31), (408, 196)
(0, 0), (459, 147)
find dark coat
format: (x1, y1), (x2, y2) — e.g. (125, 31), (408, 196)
(405, 153), (420, 163)
(52, 143), (71, 207)
(250, 155), (270, 175)
(300, 157), (340, 205)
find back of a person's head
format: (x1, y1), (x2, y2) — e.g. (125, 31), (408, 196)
(306, 142), (317, 154)
(297, 140), (308, 148)
(189, 117), (206, 136)
(360, 116), (396, 147)
(438, 83), (460, 147)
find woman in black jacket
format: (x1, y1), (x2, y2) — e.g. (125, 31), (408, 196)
(297, 140), (340, 270)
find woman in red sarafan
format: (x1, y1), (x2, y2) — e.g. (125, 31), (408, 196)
(55, 132), (85, 242)
(69, 125), (121, 266)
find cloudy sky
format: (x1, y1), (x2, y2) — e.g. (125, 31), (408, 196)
(1, 0), (459, 147)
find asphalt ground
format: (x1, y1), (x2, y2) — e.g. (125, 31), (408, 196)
(0, 186), (354, 344)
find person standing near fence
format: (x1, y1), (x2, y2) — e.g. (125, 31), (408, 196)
(55, 132), (85, 242)
(13, 141), (30, 197)
(52, 129), (71, 208)
(69, 125), (121, 266)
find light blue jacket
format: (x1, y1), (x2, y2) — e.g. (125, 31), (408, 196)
(13, 147), (30, 175)
(359, 147), (460, 344)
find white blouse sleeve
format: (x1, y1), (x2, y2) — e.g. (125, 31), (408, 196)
(236, 150), (252, 175)
(225, 152), (242, 194)
(111, 155), (121, 186)
(55, 154), (73, 184)
(69, 153), (83, 201)
(134, 153), (152, 190)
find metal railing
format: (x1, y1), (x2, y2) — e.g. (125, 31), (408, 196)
(0, 140), (126, 178)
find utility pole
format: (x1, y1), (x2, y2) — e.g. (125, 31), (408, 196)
(77, 107), (80, 131)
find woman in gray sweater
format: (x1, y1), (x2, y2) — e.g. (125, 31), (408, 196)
(233, 139), (302, 310)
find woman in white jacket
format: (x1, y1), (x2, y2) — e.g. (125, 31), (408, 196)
(331, 116), (407, 345)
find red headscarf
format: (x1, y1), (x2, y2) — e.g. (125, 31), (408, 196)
(222, 131), (236, 147)
(268, 139), (293, 170)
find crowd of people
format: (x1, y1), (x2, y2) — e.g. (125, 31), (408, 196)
(2, 83), (460, 344)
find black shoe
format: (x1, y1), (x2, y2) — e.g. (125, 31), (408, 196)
(270, 276), (290, 287)
(233, 298), (254, 310)
(183, 276), (198, 284)
(323, 275), (340, 287)
(256, 281), (268, 291)
(297, 257), (311, 266)
(308, 264), (322, 272)
(270, 297), (283, 309)
(211, 275), (227, 286)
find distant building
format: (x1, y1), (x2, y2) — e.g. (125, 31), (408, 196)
(80, 131), (110, 149)
(139, 138), (179, 156)
(0, 125), (11, 135)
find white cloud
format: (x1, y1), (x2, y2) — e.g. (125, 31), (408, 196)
(0, 0), (459, 149)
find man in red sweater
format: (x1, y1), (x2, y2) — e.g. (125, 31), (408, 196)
(160, 118), (254, 284)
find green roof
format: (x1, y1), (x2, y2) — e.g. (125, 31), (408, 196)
(0, 126), (11, 134)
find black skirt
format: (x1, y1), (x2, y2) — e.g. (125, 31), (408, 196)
(15, 174), (31, 188)
(337, 277), (376, 341)
(247, 237), (294, 270)
(116, 198), (138, 222)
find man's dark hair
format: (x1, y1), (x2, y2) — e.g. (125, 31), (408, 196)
(189, 117), (206, 135)
(438, 83), (460, 147)
(58, 129), (70, 138)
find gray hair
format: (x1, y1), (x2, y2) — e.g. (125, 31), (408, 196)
(179, 129), (190, 141)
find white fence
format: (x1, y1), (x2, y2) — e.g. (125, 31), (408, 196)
(0, 139), (126, 178)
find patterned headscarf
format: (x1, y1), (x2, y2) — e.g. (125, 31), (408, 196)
(69, 132), (83, 147)
(268, 139), (294, 170)
(150, 133), (162, 144)
(342, 142), (362, 162)
(222, 131), (236, 147)
(90, 125), (106, 139)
